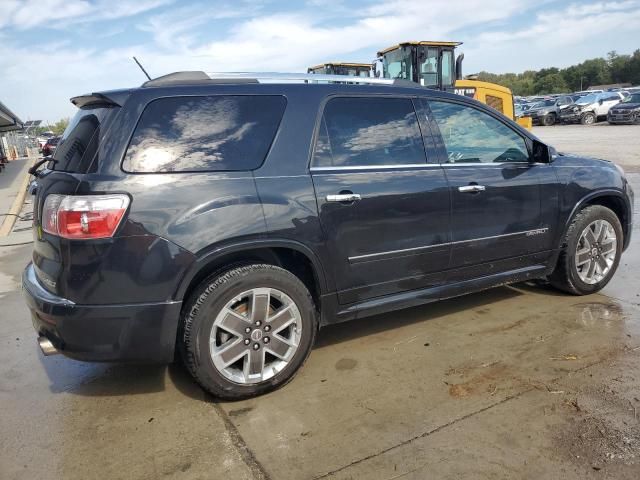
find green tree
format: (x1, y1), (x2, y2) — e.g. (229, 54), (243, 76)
(533, 73), (568, 94)
(475, 48), (639, 95)
(50, 118), (69, 135)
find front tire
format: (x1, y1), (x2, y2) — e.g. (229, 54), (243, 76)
(542, 113), (556, 126)
(180, 264), (317, 400)
(580, 112), (596, 125)
(549, 206), (623, 295)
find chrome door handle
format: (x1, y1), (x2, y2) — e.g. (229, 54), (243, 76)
(326, 193), (361, 203)
(458, 185), (486, 193)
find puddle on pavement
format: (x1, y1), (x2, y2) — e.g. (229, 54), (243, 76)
(571, 302), (626, 328)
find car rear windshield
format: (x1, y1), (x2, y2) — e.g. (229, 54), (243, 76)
(122, 95), (287, 173)
(52, 106), (119, 173)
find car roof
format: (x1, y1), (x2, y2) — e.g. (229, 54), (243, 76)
(80, 72), (471, 104)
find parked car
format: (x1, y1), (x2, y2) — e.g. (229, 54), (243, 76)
(521, 95), (574, 126)
(560, 92), (624, 125)
(573, 89), (604, 96)
(41, 136), (60, 156)
(24, 73), (634, 399)
(608, 92), (640, 124)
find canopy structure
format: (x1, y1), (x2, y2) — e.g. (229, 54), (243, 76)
(0, 100), (23, 132)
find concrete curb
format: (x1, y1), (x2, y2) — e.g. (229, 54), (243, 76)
(0, 157), (35, 237)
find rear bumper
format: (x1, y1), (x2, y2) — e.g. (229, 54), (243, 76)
(23, 263), (181, 363)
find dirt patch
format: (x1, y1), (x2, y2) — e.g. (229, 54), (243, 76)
(553, 414), (640, 471)
(445, 362), (512, 398)
(473, 317), (529, 335)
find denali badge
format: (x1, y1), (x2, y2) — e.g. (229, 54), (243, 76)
(526, 228), (549, 237)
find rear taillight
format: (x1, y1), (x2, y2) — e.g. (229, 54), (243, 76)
(42, 194), (130, 239)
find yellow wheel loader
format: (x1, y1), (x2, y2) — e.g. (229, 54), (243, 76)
(376, 41), (532, 129)
(307, 62), (372, 77)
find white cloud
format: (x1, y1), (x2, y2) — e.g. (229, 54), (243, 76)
(2, 0), (171, 30)
(464, 0), (640, 73)
(137, 3), (254, 50)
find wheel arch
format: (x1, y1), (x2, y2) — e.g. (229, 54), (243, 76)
(175, 239), (329, 309)
(561, 190), (631, 250)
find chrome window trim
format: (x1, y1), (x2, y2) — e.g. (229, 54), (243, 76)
(439, 162), (531, 167)
(310, 163), (435, 172)
(309, 161), (539, 171)
(348, 227), (549, 263)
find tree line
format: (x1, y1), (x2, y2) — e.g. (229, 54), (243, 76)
(477, 49), (640, 96)
(30, 118), (69, 136)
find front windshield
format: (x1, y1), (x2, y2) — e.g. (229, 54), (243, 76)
(417, 46), (439, 87)
(382, 47), (413, 81)
(622, 93), (640, 103)
(334, 66), (370, 77)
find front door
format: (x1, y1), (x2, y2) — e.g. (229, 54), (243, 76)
(310, 96), (451, 304)
(426, 99), (552, 280)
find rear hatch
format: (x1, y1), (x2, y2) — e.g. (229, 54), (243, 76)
(31, 93), (125, 298)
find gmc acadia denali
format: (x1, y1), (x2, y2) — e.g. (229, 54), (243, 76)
(24, 72), (634, 399)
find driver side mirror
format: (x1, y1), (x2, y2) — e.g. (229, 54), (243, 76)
(531, 140), (554, 164)
(598, 99), (604, 105)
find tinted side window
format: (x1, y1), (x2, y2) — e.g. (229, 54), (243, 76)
(123, 95), (286, 173)
(428, 101), (529, 164)
(312, 97), (426, 168)
(53, 106), (118, 173)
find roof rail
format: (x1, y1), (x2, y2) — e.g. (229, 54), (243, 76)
(142, 71), (413, 88)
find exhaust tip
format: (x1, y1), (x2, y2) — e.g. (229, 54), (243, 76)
(38, 336), (59, 356)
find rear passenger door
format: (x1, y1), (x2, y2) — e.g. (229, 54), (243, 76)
(598, 94), (622, 115)
(426, 99), (553, 281)
(310, 96), (451, 305)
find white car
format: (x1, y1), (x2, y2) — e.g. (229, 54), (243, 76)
(562, 92), (624, 125)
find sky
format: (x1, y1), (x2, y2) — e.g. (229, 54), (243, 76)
(1, 0), (639, 123)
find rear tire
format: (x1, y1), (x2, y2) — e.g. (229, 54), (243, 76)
(549, 206), (623, 295)
(580, 112), (596, 125)
(180, 264), (317, 400)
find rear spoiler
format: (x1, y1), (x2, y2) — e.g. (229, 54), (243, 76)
(70, 91), (130, 108)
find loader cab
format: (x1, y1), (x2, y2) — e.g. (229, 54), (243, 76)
(377, 41), (462, 91)
(307, 63), (372, 77)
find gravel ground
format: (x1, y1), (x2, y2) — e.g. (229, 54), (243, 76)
(533, 123), (640, 172)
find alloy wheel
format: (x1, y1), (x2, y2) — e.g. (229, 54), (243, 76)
(209, 287), (302, 384)
(574, 219), (617, 285)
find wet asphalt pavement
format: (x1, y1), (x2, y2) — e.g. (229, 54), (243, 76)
(1, 128), (639, 479)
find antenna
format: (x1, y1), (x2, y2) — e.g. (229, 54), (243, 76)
(132, 56), (151, 80)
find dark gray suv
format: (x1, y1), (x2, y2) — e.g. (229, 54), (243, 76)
(24, 72), (634, 399)
(522, 95), (574, 126)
